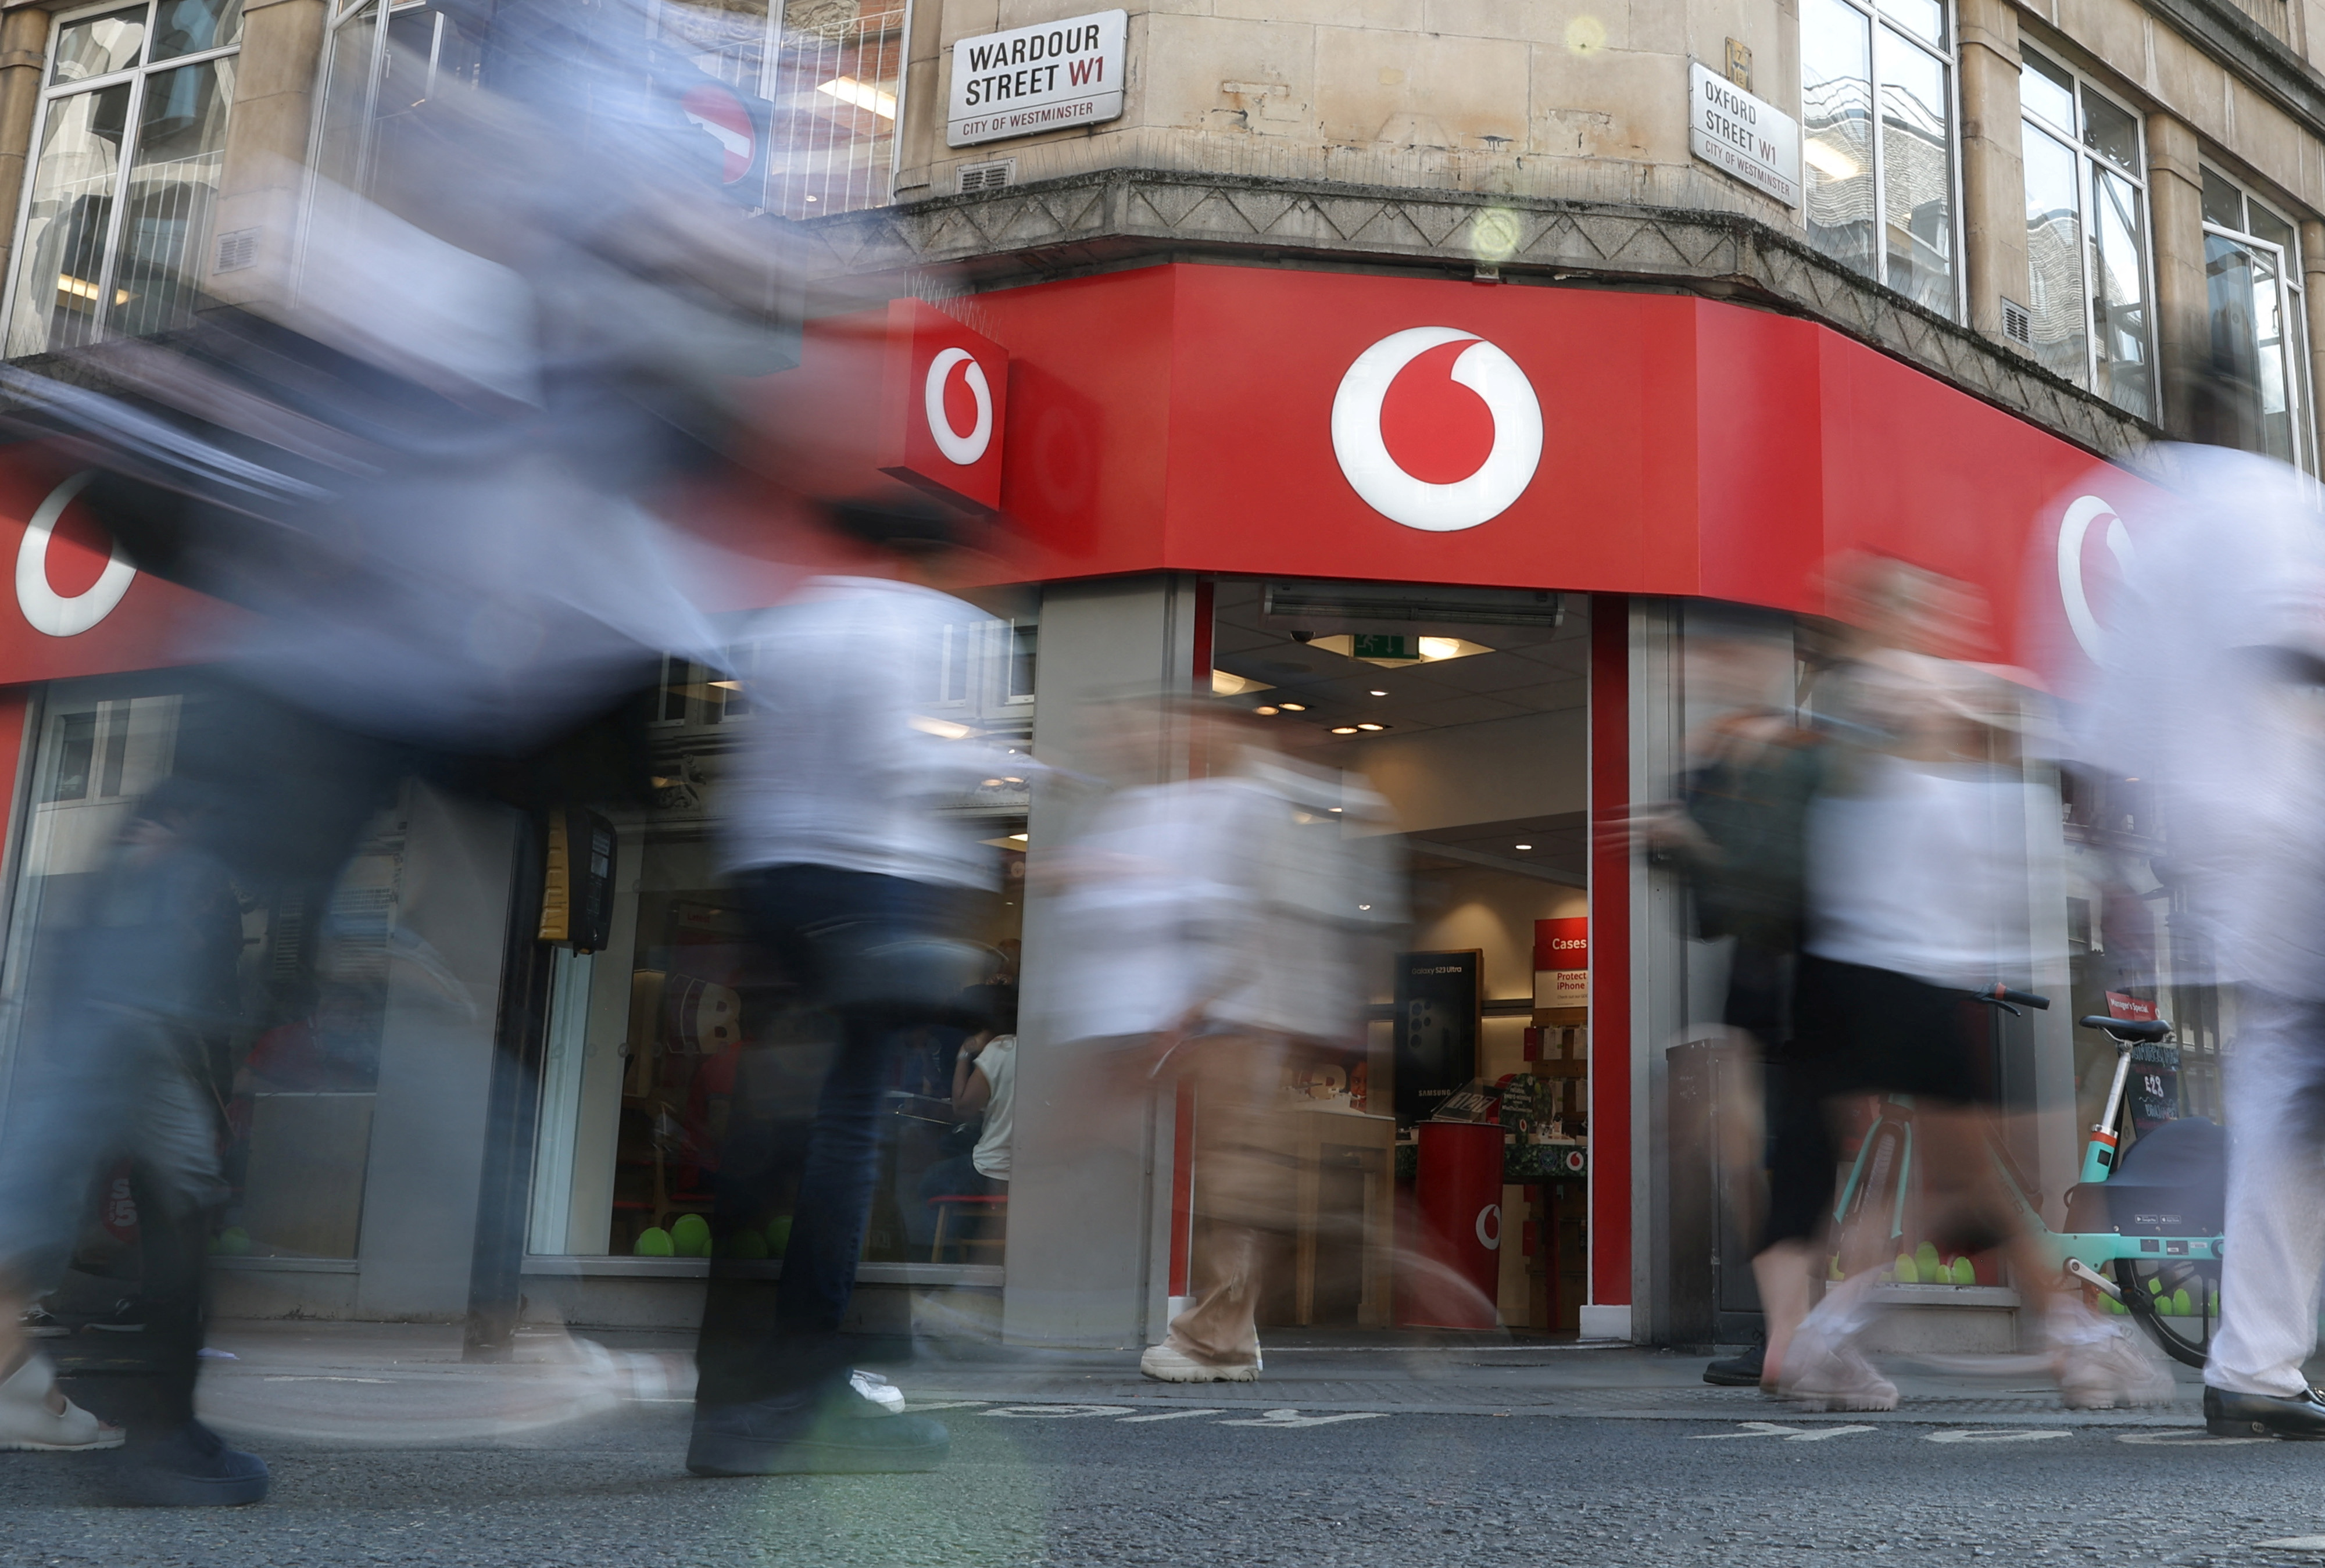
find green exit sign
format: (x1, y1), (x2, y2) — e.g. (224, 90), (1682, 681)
(1351, 634), (1418, 661)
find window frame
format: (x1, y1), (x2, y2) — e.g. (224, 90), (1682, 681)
(2015, 45), (2158, 418)
(2198, 164), (2317, 474)
(1798, 0), (1968, 322)
(0, 0), (244, 356)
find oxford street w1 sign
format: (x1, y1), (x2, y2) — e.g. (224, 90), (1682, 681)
(1687, 60), (1801, 209)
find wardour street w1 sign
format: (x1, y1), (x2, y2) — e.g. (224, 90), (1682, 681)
(947, 9), (1126, 147)
(1687, 61), (1800, 207)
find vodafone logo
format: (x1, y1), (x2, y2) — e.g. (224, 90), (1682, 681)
(1330, 327), (1543, 532)
(17, 471), (133, 638)
(2057, 494), (2134, 660)
(925, 346), (994, 466)
(680, 82), (756, 184)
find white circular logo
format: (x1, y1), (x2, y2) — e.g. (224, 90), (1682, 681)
(1330, 327), (1543, 532)
(17, 471), (133, 638)
(2056, 493), (2135, 660)
(924, 347), (994, 467)
(1476, 1202), (1501, 1251)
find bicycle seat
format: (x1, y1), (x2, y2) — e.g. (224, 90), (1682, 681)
(2078, 1014), (2171, 1044)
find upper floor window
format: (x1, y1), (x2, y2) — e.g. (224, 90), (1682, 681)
(2, 0), (242, 360)
(1800, 0), (1958, 317)
(2199, 167), (2313, 471)
(2018, 48), (2152, 420)
(649, 0), (905, 220)
(312, 2), (482, 204)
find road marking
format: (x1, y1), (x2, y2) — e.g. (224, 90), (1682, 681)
(983, 1405), (1138, 1419)
(2258, 1538), (2325, 1550)
(262, 1375), (393, 1384)
(2119, 1431), (2270, 1447)
(899, 1401), (992, 1412)
(1690, 1422), (1876, 1441)
(1925, 1429), (2071, 1443)
(1118, 1408), (1229, 1423)
(1216, 1408), (1392, 1428)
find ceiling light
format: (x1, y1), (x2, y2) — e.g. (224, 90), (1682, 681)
(1330, 725), (1360, 735)
(1355, 722), (1386, 732)
(1803, 139), (1859, 180)
(1212, 669), (1274, 697)
(910, 715), (974, 739)
(1278, 702), (1307, 712)
(1003, 776), (1022, 784)
(981, 778), (1004, 787)
(1254, 705), (1279, 715)
(817, 76), (897, 117)
(1369, 689), (1388, 697)
(1008, 832), (1028, 843)
(1328, 807), (1344, 813)
(710, 679), (741, 690)
(1515, 843), (1533, 850)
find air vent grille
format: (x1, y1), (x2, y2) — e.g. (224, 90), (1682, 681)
(958, 159), (1015, 194)
(215, 228), (259, 274)
(2000, 297), (2033, 348)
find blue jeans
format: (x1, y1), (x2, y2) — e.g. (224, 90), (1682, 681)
(694, 864), (974, 1409)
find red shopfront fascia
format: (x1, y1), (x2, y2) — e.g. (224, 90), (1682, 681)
(0, 261), (2160, 1322)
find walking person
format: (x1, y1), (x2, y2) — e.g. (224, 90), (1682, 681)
(1776, 556), (2173, 1413)
(2067, 448), (2325, 1438)
(687, 496), (1021, 1476)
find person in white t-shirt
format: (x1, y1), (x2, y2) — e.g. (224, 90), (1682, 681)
(918, 993), (1019, 1233)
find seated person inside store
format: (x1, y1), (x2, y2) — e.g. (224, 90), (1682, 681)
(919, 992), (1016, 1232)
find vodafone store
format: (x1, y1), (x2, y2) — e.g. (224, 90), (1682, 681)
(0, 260), (2199, 1355)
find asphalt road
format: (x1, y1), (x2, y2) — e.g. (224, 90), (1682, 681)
(12, 1397), (2325, 1567)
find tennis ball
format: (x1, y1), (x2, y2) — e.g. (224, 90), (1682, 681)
(216, 1226), (251, 1256)
(670, 1213), (711, 1256)
(729, 1229), (770, 1261)
(2107, 1295), (2128, 1314)
(1893, 1253), (1919, 1284)
(1950, 1256), (1976, 1286)
(635, 1227), (674, 1256)
(1915, 1241), (1941, 1276)
(2170, 1287), (2193, 1317)
(2149, 1276), (2163, 1294)
(766, 1216), (793, 1254)
(1829, 1255), (1844, 1281)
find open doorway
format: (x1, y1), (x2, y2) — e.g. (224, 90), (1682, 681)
(1206, 580), (1591, 1333)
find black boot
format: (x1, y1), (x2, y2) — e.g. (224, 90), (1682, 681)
(2205, 1384), (2325, 1439)
(112, 1420), (269, 1505)
(1704, 1341), (1768, 1387)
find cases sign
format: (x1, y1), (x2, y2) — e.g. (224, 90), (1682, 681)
(947, 9), (1125, 147)
(1687, 61), (1800, 207)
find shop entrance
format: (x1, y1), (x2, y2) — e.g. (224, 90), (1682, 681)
(1204, 580), (1591, 1334)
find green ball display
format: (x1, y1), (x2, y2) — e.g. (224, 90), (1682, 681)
(1893, 1253), (1918, 1285)
(214, 1226), (252, 1256)
(1914, 1241), (1941, 1276)
(670, 1213), (712, 1256)
(729, 1230), (770, 1261)
(2108, 1295), (2128, 1314)
(635, 1227), (675, 1256)
(2170, 1287), (2193, 1317)
(766, 1216), (793, 1254)
(1950, 1256), (1976, 1286)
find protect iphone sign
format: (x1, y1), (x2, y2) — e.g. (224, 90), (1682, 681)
(947, 9), (1125, 147)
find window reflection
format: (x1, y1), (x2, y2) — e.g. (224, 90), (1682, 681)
(1877, 27), (1952, 313)
(1802, 0), (1876, 281)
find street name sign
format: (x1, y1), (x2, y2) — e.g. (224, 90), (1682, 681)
(947, 9), (1126, 147)
(1687, 61), (1800, 207)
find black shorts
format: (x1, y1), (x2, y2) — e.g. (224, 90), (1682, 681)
(1790, 955), (1995, 1108)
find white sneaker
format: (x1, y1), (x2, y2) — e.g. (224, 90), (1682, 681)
(1777, 1309), (1898, 1413)
(849, 1369), (906, 1415)
(1139, 1341), (1259, 1383)
(0, 1353), (124, 1452)
(2057, 1324), (2176, 1409)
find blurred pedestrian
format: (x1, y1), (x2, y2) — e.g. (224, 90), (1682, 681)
(1640, 631), (1827, 1391)
(1040, 703), (1400, 1383)
(1777, 557), (2170, 1413)
(2068, 448), (2325, 1438)
(687, 496), (1020, 1476)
